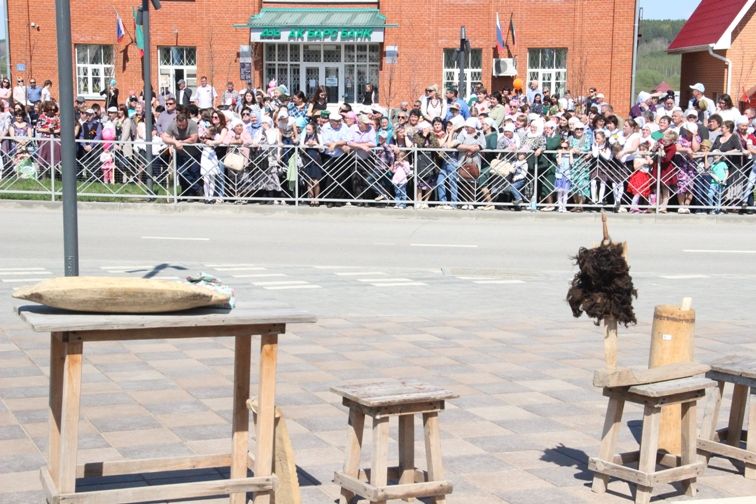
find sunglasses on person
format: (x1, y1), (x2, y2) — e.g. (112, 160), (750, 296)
(398, 115), (407, 120)
(166, 101), (176, 105)
(242, 112), (250, 116)
(212, 115), (220, 119)
(425, 89), (433, 93)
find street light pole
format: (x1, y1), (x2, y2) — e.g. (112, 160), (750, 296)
(54, 0), (78, 276)
(458, 26), (468, 100)
(142, 0), (155, 194)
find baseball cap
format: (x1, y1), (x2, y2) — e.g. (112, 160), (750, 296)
(464, 117), (478, 129)
(76, 96), (85, 103)
(449, 102), (460, 110)
(85, 108), (94, 115)
(685, 109), (699, 118)
(320, 110), (331, 118)
(689, 83), (705, 93)
(358, 115), (372, 125)
(450, 115), (465, 130)
(107, 106), (117, 113)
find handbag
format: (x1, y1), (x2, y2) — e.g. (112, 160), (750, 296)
(458, 162), (480, 180)
(224, 151), (246, 172)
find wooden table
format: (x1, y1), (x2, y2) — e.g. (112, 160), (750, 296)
(15, 302), (316, 504)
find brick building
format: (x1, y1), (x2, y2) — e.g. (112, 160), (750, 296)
(7, 0), (637, 113)
(668, 0), (756, 109)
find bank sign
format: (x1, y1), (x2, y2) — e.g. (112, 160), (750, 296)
(251, 27), (384, 43)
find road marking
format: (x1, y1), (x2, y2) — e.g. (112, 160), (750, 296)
(141, 236), (210, 241)
(371, 282), (427, 287)
(410, 243), (478, 249)
(457, 276), (496, 280)
(205, 263), (258, 267)
(2, 278), (49, 283)
(0, 267), (47, 271)
(100, 265), (156, 270)
(232, 273), (286, 278)
(312, 265), (360, 270)
(214, 267), (267, 272)
(683, 249), (756, 254)
(251, 280), (309, 286)
(358, 278), (413, 283)
(264, 284), (322, 290)
(0, 271), (52, 276)
(473, 280), (526, 285)
(659, 274), (710, 280)
(336, 271), (387, 276)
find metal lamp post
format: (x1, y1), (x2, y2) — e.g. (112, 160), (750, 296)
(139, 0), (161, 194)
(457, 26), (470, 100)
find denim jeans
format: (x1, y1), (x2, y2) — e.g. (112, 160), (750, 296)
(708, 183), (724, 212)
(508, 178), (526, 203)
(742, 168), (756, 206)
(437, 161), (458, 205)
(394, 183), (407, 207)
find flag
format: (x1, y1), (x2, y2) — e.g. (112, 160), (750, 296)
(495, 12), (506, 52)
(132, 7), (144, 57)
(116, 12), (125, 43)
(508, 13), (516, 49)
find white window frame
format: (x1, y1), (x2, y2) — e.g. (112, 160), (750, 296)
(158, 46), (197, 97)
(527, 48), (568, 97)
(75, 44), (115, 99)
(443, 48), (482, 99)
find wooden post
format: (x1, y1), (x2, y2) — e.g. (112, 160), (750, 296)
(603, 317), (618, 370)
(648, 299), (695, 454)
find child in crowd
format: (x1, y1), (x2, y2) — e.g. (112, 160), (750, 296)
(508, 151), (529, 209)
(390, 150), (411, 209)
(706, 150), (728, 214)
(99, 148), (115, 185)
(555, 139), (573, 212)
(627, 141), (653, 213)
(200, 126), (221, 203)
(590, 130), (614, 206)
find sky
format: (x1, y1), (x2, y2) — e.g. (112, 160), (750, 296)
(639, 0), (700, 20)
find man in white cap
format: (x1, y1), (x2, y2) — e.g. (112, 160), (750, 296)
(347, 114), (377, 203)
(688, 83), (716, 120)
(320, 113), (351, 206)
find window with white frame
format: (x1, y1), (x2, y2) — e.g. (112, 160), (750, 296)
(527, 48), (567, 97)
(443, 48), (482, 99)
(75, 45), (115, 98)
(158, 46), (197, 97)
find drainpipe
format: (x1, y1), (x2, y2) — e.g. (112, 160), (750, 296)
(630, 2), (641, 107)
(707, 45), (732, 97)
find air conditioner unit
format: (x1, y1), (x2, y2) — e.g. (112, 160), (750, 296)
(492, 58), (517, 77)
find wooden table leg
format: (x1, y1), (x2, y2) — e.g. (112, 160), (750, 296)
(338, 407), (365, 504)
(398, 414), (415, 497)
(48, 333), (65, 489)
(58, 335), (83, 494)
(253, 333), (279, 504)
(231, 336), (252, 504)
(592, 393), (625, 494)
(636, 404), (661, 504)
(745, 388), (756, 479)
(423, 411), (446, 504)
(372, 416), (390, 504)
(681, 401), (697, 496)
(727, 384), (748, 447)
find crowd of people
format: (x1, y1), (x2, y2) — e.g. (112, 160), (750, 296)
(1, 74), (755, 214)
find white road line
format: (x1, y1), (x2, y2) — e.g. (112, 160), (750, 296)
(232, 273), (286, 278)
(410, 243), (478, 249)
(214, 267), (267, 272)
(0, 271), (52, 276)
(0, 267), (47, 271)
(659, 274), (710, 280)
(683, 249), (756, 254)
(473, 279), (526, 285)
(371, 282), (427, 287)
(251, 280), (309, 286)
(100, 265), (155, 270)
(336, 271), (387, 276)
(457, 276), (496, 280)
(312, 265), (360, 270)
(264, 284), (322, 290)
(357, 278), (412, 283)
(2, 278), (48, 283)
(205, 263), (258, 267)
(141, 236), (210, 241)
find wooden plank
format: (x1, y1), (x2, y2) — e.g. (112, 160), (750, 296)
(338, 407), (365, 504)
(40, 467), (60, 504)
(727, 384), (748, 447)
(624, 389), (707, 408)
(588, 457), (651, 486)
(700, 381), (725, 445)
(697, 438), (756, 464)
(343, 398), (445, 419)
(58, 338), (83, 494)
(77, 453), (232, 478)
(68, 324), (283, 342)
(593, 362), (710, 388)
(636, 403), (661, 504)
(603, 317), (618, 370)
(48, 332), (65, 489)
(16, 303), (316, 332)
(331, 379), (458, 407)
(707, 371), (756, 388)
(745, 388), (756, 479)
(230, 336), (252, 504)
(650, 462), (705, 484)
(628, 377), (715, 398)
(371, 416), (390, 504)
(680, 401), (697, 496)
(709, 355), (756, 380)
(333, 472), (378, 502)
(375, 480), (454, 500)
(423, 411), (447, 504)
(254, 333), (279, 504)
(592, 394), (625, 494)
(55, 476), (275, 504)
(398, 414), (415, 500)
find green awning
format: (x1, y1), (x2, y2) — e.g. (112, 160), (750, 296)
(242, 8), (394, 29)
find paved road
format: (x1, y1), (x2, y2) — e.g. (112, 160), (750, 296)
(1, 202), (755, 503)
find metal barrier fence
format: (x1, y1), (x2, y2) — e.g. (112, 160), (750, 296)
(0, 136), (752, 213)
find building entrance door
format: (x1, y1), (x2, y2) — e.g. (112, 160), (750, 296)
(324, 66), (340, 103)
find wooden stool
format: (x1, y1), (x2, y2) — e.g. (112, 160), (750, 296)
(589, 376), (715, 504)
(331, 379), (458, 504)
(698, 355), (756, 478)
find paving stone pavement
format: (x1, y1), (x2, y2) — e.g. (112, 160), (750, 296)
(1, 261), (755, 503)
